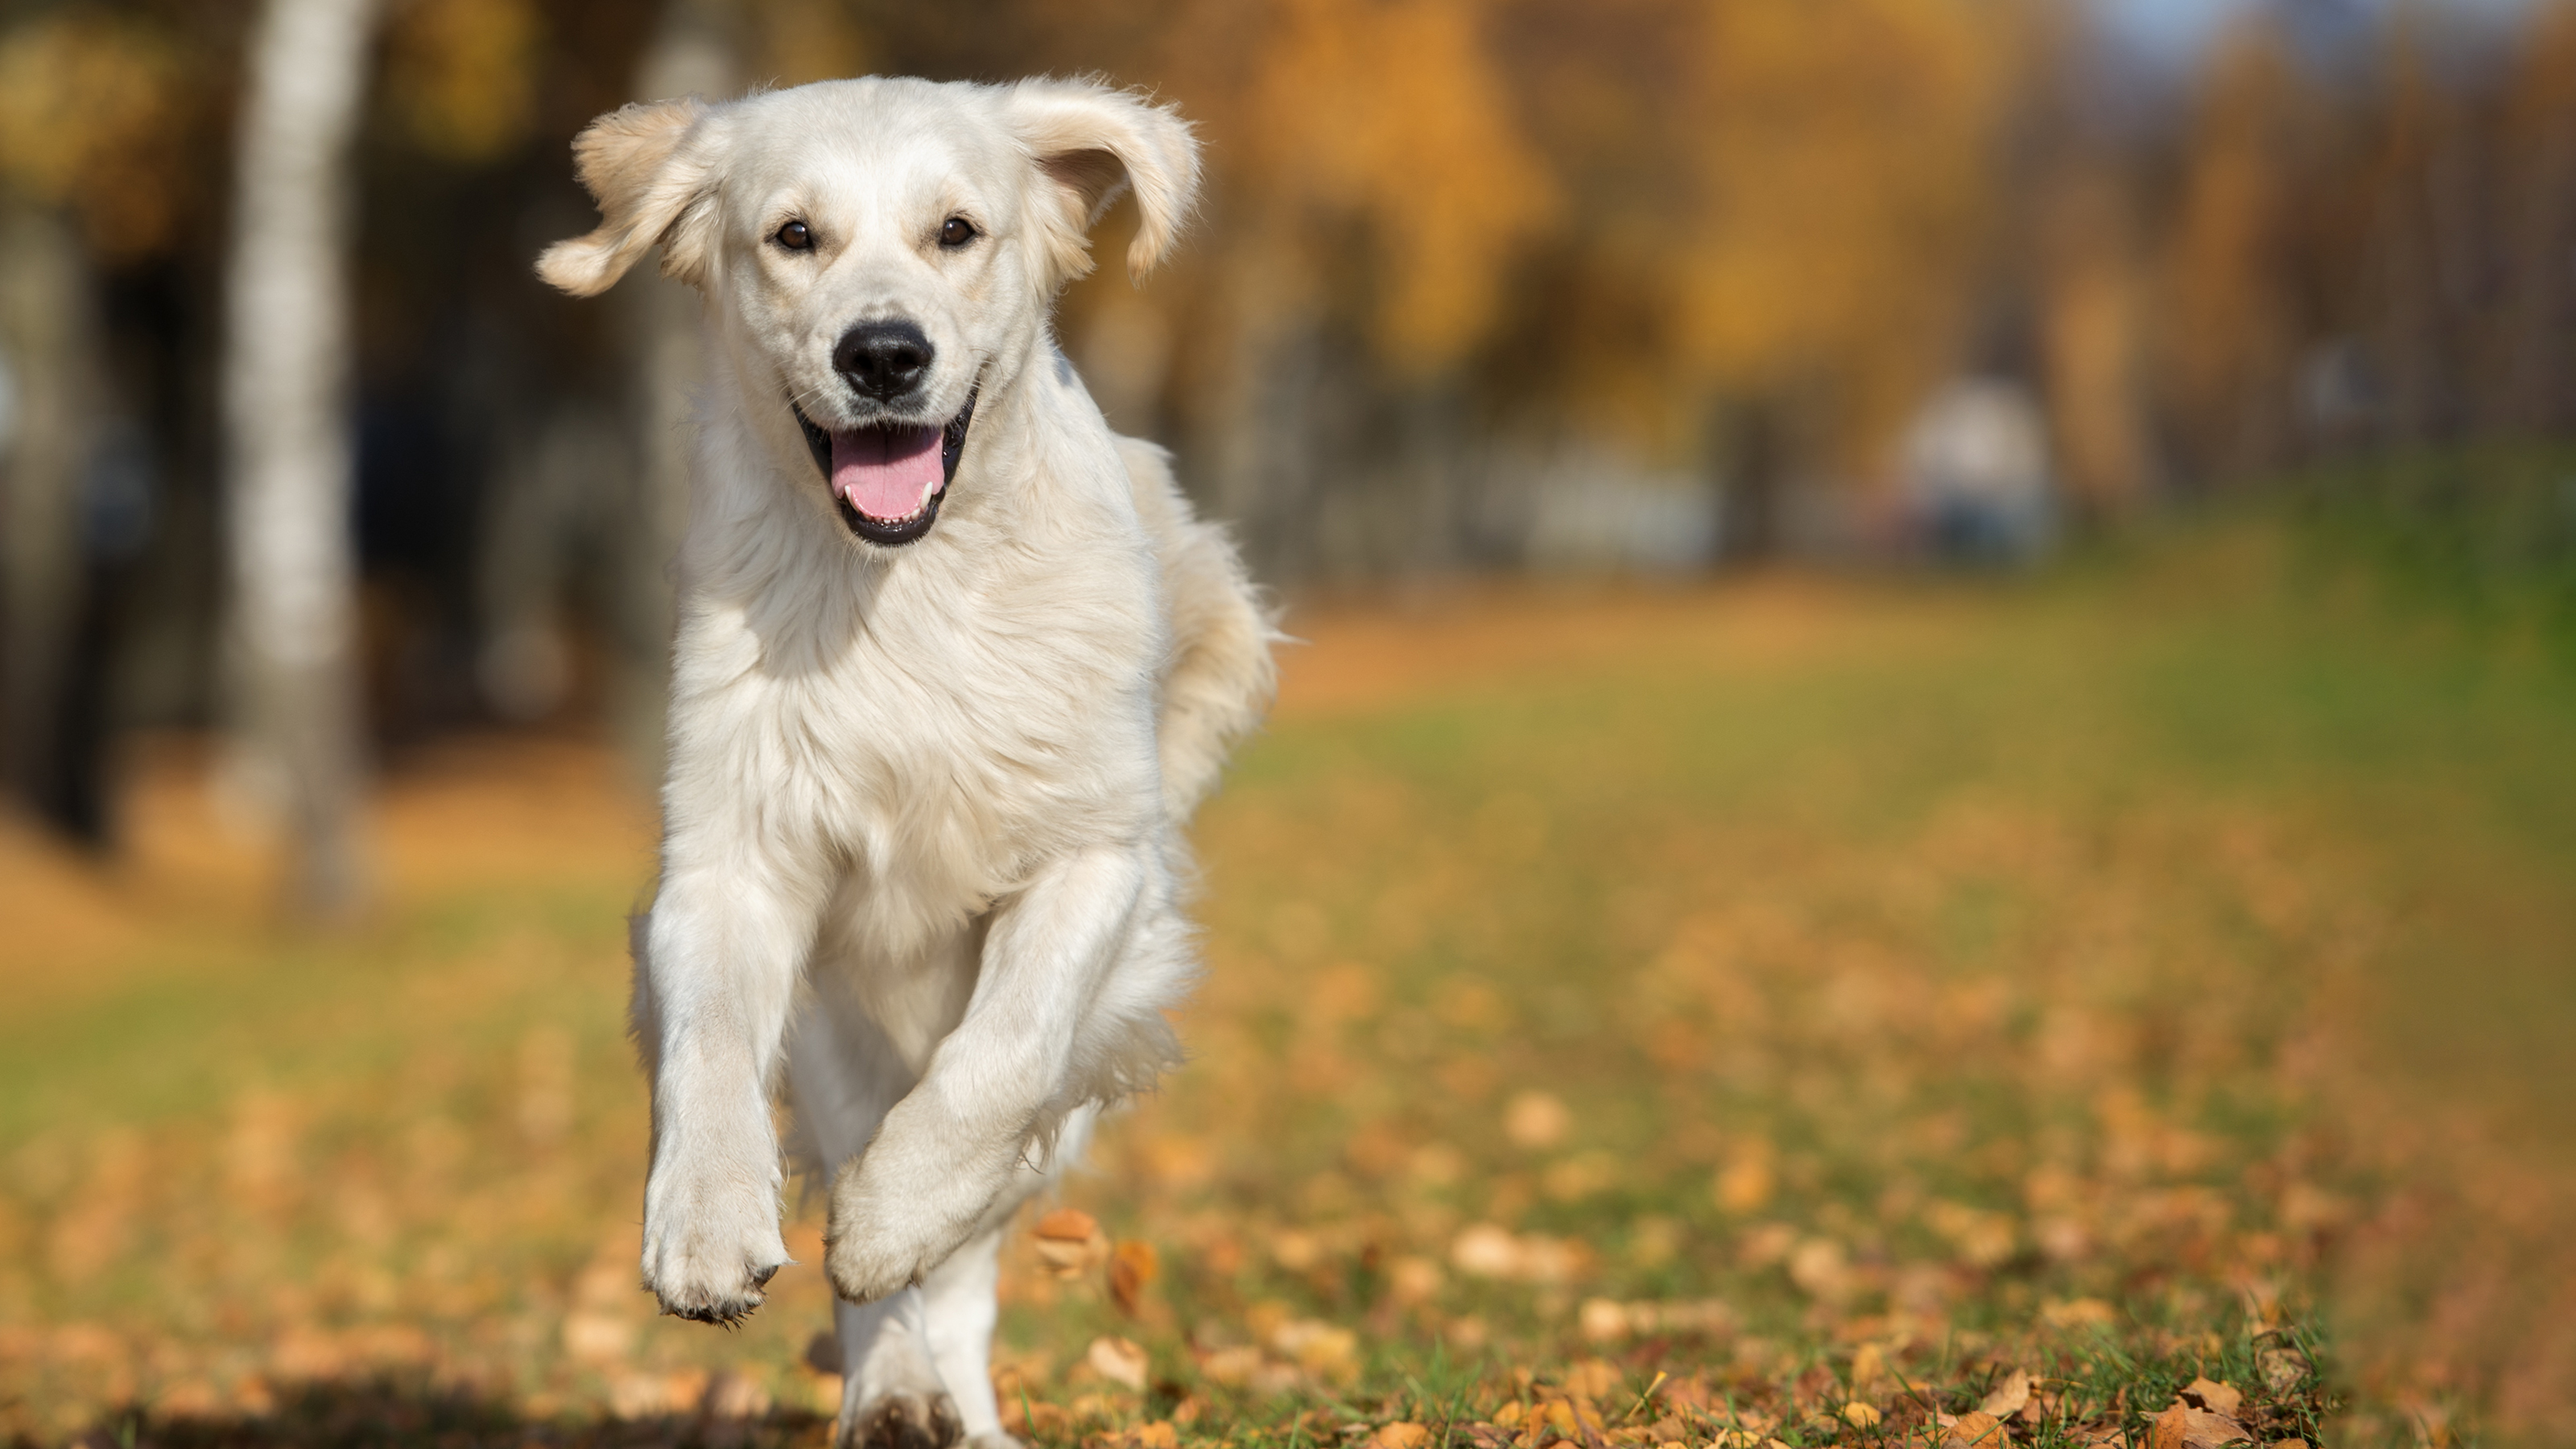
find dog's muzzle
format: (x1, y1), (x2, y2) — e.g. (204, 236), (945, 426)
(793, 390), (977, 547)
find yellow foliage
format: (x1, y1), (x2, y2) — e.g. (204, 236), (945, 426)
(2157, 28), (2314, 473)
(750, 0), (873, 89)
(382, 0), (543, 164)
(1673, 0), (2031, 440)
(1219, 0), (1558, 374)
(0, 14), (187, 261)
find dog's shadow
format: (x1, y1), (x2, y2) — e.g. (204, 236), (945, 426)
(57, 1378), (835, 1448)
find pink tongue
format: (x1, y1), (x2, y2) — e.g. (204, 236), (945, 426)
(832, 425), (943, 520)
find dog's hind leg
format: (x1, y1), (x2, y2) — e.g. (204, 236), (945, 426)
(919, 1104), (1100, 1449)
(919, 1228), (1009, 1449)
(833, 1288), (964, 1449)
(792, 995), (966, 1449)
(1117, 436), (1278, 825)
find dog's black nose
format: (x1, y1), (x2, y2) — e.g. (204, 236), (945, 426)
(835, 320), (934, 402)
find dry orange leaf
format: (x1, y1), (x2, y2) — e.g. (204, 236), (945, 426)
(1370, 1422), (1433, 1449)
(1109, 1239), (1159, 1315)
(2178, 1379), (2242, 1418)
(1035, 1208), (1098, 1242)
(1979, 1368), (2032, 1419)
(2149, 1398), (2251, 1449)
(1505, 1089), (1571, 1149)
(1943, 1410), (2013, 1447)
(1034, 1208), (1106, 1278)
(1086, 1335), (1150, 1391)
(1564, 1357), (1624, 1400)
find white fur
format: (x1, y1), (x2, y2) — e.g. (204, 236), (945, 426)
(540, 76), (1271, 1449)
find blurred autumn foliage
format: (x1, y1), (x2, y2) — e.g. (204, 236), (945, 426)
(1, 0), (2574, 783)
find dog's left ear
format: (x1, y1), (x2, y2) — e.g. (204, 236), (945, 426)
(1005, 79), (1201, 291)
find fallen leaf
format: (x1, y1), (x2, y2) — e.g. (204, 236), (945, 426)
(1389, 1254), (1445, 1305)
(1578, 1298), (1629, 1342)
(2149, 1398), (2251, 1449)
(1271, 1319), (1359, 1381)
(1131, 1421), (1179, 1449)
(1980, 1368), (2032, 1419)
(1036, 1208), (1098, 1242)
(1271, 1228), (1323, 1272)
(1714, 1155), (1776, 1215)
(1087, 1335), (1149, 1391)
(559, 1311), (633, 1365)
(1371, 1422), (1433, 1449)
(1944, 1410), (2013, 1447)
(1505, 1090), (1571, 1149)
(1036, 1209), (1106, 1278)
(1198, 1345), (1263, 1386)
(1564, 1357), (1624, 1399)
(2042, 1297), (2118, 1329)
(705, 1372), (770, 1419)
(1451, 1223), (1521, 1278)
(1109, 1239), (1158, 1315)
(2257, 1349), (2310, 1396)
(2180, 1379), (2243, 1418)
(1786, 1237), (1850, 1298)
(608, 1372), (669, 1420)
(1842, 1403), (1882, 1428)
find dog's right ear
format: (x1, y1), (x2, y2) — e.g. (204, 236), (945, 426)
(535, 97), (725, 297)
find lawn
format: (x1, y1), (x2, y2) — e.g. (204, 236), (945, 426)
(2, 516), (2570, 1447)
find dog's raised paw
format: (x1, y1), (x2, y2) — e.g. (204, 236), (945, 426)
(841, 1391), (964, 1449)
(640, 1227), (788, 1325)
(821, 1229), (920, 1307)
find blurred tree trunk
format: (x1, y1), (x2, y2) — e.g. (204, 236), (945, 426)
(0, 205), (104, 836)
(615, 0), (739, 786)
(222, 0), (382, 914)
(2038, 171), (2157, 523)
(1712, 398), (1783, 563)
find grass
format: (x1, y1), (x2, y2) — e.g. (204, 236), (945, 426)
(4, 503), (2574, 1447)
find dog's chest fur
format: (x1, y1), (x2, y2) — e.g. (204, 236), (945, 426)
(667, 403), (1167, 973)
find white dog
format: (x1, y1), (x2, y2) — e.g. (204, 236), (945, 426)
(537, 76), (1272, 1449)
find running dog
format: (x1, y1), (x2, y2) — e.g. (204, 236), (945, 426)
(538, 75), (1272, 1449)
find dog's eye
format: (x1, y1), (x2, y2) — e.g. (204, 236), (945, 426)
(939, 217), (977, 250)
(775, 220), (813, 251)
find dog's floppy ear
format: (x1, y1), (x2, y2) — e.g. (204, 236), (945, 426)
(536, 97), (727, 297)
(1005, 79), (1201, 290)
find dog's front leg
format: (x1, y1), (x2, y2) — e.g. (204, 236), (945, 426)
(824, 846), (1146, 1304)
(637, 832), (828, 1324)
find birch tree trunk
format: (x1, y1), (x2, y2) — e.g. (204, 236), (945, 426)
(614, 0), (738, 782)
(222, 0), (381, 914)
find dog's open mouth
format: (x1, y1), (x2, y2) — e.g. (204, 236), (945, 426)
(793, 392), (976, 546)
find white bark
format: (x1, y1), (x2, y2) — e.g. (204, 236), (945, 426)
(616, 0), (739, 780)
(221, 0), (382, 912)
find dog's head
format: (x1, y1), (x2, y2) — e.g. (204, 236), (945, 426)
(537, 77), (1198, 547)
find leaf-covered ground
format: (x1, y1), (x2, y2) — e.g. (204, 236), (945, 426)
(3, 525), (2571, 1447)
